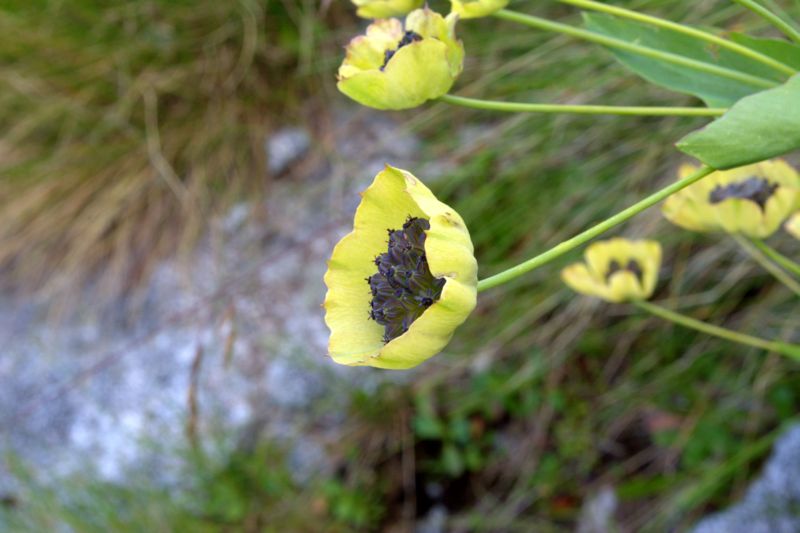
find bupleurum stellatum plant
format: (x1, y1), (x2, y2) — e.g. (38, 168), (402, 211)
(326, 2), (799, 368)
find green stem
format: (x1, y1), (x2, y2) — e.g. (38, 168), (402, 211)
(493, 9), (778, 89)
(731, 0), (800, 44)
(438, 94), (727, 116)
(733, 234), (800, 297)
(634, 300), (800, 361)
(477, 165), (716, 292)
(750, 238), (800, 278)
(557, 0), (797, 76)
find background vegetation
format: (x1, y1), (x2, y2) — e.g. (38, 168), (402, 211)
(1, 0), (798, 531)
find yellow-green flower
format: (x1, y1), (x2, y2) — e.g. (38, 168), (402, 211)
(323, 165), (477, 369)
(337, 8), (464, 110)
(351, 0), (424, 18)
(561, 238), (662, 303)
(787, 212), (800, 240)
(450, 0), (509, 18)
(662, 160), (800, 238)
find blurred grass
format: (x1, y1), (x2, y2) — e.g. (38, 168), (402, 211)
(0, 0), (347, 300)
(1, 0), (799, 531)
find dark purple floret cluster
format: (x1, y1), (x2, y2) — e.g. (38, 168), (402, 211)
(367, 217), (445, 343)
(381, 30), (423, 70)
(606, 259), (644, 284)
(709, 177), (778, 210)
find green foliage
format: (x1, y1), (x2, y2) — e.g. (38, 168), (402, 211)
(583, 12), (781, 107)
(678, 74), (800, 168)
(730, 33), (800, 70)
(322, 480), (385, 529)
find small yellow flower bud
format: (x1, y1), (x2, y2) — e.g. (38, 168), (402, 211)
(662, 160), (800, 239)
(337, 8), (464, 110)
(323, 166), (477, 369)
(449, 0), (509, 19)
(561, 239), (662, 303)
(351, 0), (424, 19)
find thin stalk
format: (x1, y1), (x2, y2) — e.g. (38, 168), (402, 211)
(733, 234), (800, 297)
(438, 94), (727, 116)
(493, 9), (778, 89)
(634, 300), (800, 361)
(731, 0), (800, 44)
(557, 0), (797, 76)
(477, 166), (716, 292)
(750, 238), (800, 278)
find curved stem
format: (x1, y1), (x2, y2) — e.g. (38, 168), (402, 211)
(493, 9), (777, 89)
(438, 94), (727, 116)
(732, 234), (800, 297)
(731, 0), (800, 44)
(557, 0), (797, 76)
(477, 165), (716, 292)
(634, 300), (800, 362)
(750, 238), (800, 278)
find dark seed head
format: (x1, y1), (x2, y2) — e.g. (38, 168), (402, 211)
(708, 177), (778, 211)
(606, 259), (644, 284)
(366, 216), (443, 343)
(381, 30), (423, 70)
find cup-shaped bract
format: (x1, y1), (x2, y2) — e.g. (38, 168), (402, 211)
(561, 238), (662, 303)
(323, 166), (477, 369)
(662, 160), (800, 239)
(337, 8), (464, 110)
(351, 0), (424, 18)
(787, 212), (800, 240)
(450, 0), (509, 19)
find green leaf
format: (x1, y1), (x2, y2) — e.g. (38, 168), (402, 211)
(583, 13), (783, 107)
(677, 74), (800, 169)
(729, 33), (800, 70)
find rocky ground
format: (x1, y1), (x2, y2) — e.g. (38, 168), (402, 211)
(0, 109), (420, 492)
(1, 108), (798, 531)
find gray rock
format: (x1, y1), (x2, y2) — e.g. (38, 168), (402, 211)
(266, 127), (311, 175)
(577, 486), (618, 533)
(0, 110), (420, 493)
(692, 423), (800, 533)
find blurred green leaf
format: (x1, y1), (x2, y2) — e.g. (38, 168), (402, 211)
(730, 33), (800, 70)
(442, 444), (465, 477)
(583, 13), (782, 107)
(677, 74), (800, 168)
(413, 415), (445, 439)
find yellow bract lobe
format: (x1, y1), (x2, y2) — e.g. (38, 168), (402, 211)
(561, 238), (662, 303)
(787, 213), (800, 240)
(662, 160), (800, 239)
(323, 166), (478, 370)
(337, 8), (464, 110)
(351, 0), (424, 18)
(449, 0), (509, 19)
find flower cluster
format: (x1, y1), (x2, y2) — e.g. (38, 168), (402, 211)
(561, 159), (800, 305)
(325, 0), (800, 370)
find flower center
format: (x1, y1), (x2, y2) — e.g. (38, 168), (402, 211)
(606, 259), (643, 284)
(367, 216), (445, 343)
(381, 30), (423, 70)
(708, 177), (778, 211)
